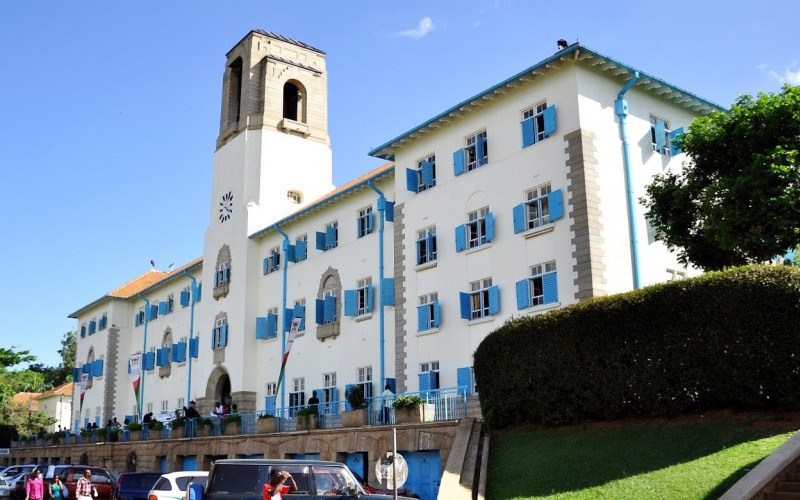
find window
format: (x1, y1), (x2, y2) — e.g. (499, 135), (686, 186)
(417, 293), (440, 332)
(419, 360), (439, 374)
(357, 206), (374, 238)
(651, 115), (682, 157)
(294, 234), (308, 262)
(135, 309), (145, 327)
(212, 318), (228, 350)
(167, 294), (174, 314)
(666, 269), (687, 281)
(357, 366), (372, 384)
(406, 154), (436, 193)
(416, 226), (437, 266)
(456, 207), (494, 251)
(256, 307), (278, 341)
(146, 402), (153, 414)
(418, 360), (440, 393)
(287, 190), (303, 204)
(161, 400), (169, 412)
(177, 397), (185, 409)
(89, 318), (96, 335)
(181, 286), (191, 308)
(460, 278), (500, 320)
(465, 130), (488, 172)
(521, 101), (557, 147)
(266, 382), (277, 396)
(345, 278), (373, 317)
(263, 246), (281, 275)
(293, 299), (306, 332)
(215, 262), (230, 287)
(265, 382), (277, 416)
(323, 372), (337, 407)
(516, 261), (558, 309)
(315, 221), (338, 251)
(512, 183), (565, 234)
(289, 377), (305, 416)
(99, 313), (108, 331)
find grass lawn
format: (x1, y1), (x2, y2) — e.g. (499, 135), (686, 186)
(487, 410), (799, 499)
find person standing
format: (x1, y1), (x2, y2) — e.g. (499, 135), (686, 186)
(50, 475), (67, 500)
(307, 391), (320, 413)
(381, 384), (394, 425)
(76, 470), (94, 500)
(25, 470), (44, 500)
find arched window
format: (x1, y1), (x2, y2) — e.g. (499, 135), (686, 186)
(283, 81), (306, 123)
(228, 58), (243, 125)
(287, 190), (303, 204)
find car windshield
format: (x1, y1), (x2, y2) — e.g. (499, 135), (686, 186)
(123, 474), (160, 488)
(151, 477), (171, 491)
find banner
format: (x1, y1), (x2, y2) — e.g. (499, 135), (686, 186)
(79, 373), (89, 415)
(275, 317), (302, 398)
(129, 353), (142, 413)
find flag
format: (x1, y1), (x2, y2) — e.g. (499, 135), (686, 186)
(275, 317), (302, 398)
(129, 353), (143, 413)
(79, 373), (89, 415)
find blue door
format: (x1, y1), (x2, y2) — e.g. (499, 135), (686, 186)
(401, 450), (440, 500)
(159, 456), (167, 473)
(182, 456), (197, 471)
(343, 452), (368, 484)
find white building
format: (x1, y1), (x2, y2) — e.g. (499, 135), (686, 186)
(68, 31), (720, 429)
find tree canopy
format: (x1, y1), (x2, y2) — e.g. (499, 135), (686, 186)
(643, 85), (800, 270)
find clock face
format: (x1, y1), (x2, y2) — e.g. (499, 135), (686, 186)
(219, 191), (233, 223)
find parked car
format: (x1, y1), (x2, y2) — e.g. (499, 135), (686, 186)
(148, 472), (208, 500)
(113, 472), (162, 500)
(61, 467), (119, 500)
(0, 466), (36, 480)
(9, 472), (34, 499)
(0, 476), (13, 498)
(200, 459), (415, 500)
(0, 474), (25, 498)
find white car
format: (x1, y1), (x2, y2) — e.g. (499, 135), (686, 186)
(148, 471), (208, 500)
(0, 476), (13, 497)
(0, 473), (26, 497)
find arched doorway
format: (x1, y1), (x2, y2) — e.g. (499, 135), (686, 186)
(203, 366), (233, 412)
(218, 374), (231, 406)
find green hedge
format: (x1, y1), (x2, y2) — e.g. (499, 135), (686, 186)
(474, 265), (800, 428)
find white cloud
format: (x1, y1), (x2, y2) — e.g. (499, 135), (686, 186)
(759, 62), (800, 85)
(397, 17), (435, 39)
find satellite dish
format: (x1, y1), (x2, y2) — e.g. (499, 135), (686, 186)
(374, 451), (408, 490)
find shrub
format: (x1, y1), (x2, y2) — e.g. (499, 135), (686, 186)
(474, 265), (800, 428)
(296, 406), (317, 417)
(125, 422), (142, 431)
(148, 420), (164, 431)
(345, 385), (366, 410)
(197, 417), (214, 428)
(394, 395), (424, 410)
(223, 414), (241, 425)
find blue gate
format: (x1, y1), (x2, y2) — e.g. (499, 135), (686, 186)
(182, 456), (197, 471)
(401, 450), (440, 500)
(342, 452), (368, 483)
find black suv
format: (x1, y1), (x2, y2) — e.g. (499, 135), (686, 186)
(200, 459), (413, 500)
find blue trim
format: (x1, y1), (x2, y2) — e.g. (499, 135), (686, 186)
(368, 43), (724, 160)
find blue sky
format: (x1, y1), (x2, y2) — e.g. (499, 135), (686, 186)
(1, 0), (798, 368)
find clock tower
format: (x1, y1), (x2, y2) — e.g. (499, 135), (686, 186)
(198, 30), (335, 411)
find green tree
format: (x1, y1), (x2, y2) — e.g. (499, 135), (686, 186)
(0, 347), (35, 368)
(643, 85), (800, 270)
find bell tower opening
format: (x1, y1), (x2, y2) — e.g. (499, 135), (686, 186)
(283, 81), (305, 123)
(227, 57), (243, 125)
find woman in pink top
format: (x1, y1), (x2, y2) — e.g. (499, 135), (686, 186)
(25, 470), (44, 500)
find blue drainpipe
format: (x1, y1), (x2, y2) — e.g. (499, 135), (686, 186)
(182, 270), (197, 406)
(366, 180), (387, 391)
(274, 224), (290, 415)
(136, 294), (151, 421)
(615, 71), (642, 289)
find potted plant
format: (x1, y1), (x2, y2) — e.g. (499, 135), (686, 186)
(196, 417), (213, 437)
(295, 406), (318, 431)
(147, 419), (164, 439)
(126, 422), (142, 441)
(341, 385), (368, 427)
(223, 414), (241, 435)
(393, 395), (434, 424)
(257, 413), (277, 434)
(107, 426), (121, 442)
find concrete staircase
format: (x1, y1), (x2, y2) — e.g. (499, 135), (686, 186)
(437, 417), (489, 499)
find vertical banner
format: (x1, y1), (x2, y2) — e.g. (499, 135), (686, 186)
(275, 317), (302, 398)
(129, 353), (142, 413)
(79, 373), (89, 415)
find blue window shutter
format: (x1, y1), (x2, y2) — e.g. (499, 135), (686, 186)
(180, 290), (190, 307)
(83, 363), (91, 373)
(421, 161), (435, 187)
(158, 301), (167, 315)
(255, 317), (267, 340)
(426, 233), (436, 261)
(416, 237), (424, 265)
(521, 117), (535, 147)
(485, 212), (495, 242)
(94, 360), (104, 377)
(476, 135), (486, 165)
(548, 189), (564, 221)
(148, 304), (158, 321)
(266, 313), (277, 339)
(171, 344), (179, 362)
(263, 257), (269, 274)
(432, 301), (441, 328)
(381, 278), (395, 306)
(543, 105), (557, 137)
(330, 387), (339, 413)
(366, 284), (374, 312)
(326, 225), (337, 249)
(367, 212), (374, 233)
(315, 231), (326, 251)
(455, 225), (466, 252)
(295, 239), (307, 260)
(385, 201), (395, 222)
(73, 367), (81, 380)
(344, 384), (356, 411)
(324, 295), (336, 323)
(488, 285), (501, 315)
(143, 352), (155, 371)
(417, 304), (429, 332)
(513, 203), (526, 233)
(419, 372), (432, 393)
(211, 327), (216, 349)
(265, 395), (276, 415)
(654, 121), (667, 150)
(179, 342), (187, 362)
(344, 289), (357, 316)
(406, 168), (418, 192)
(81, 325), (86, 337)
(189, 337), (199, 358)
(516, 279), (530, 310)
(670, 127), (684, 154)
(295, 304), (306, 330)
(453, 148), (466, 176)
(286, 243), (296, 263)
(220, 324), (228, 347)
(543, 271), (559, 304)
(89, 321), (96, 334)
(194, 283), (202, 302)
(459, 292), (471, 320)
(457, 367), (473, 394)
(315, 299), (325, 325)
(99, 316), (106, 330)
(283, 308), (294, 333)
